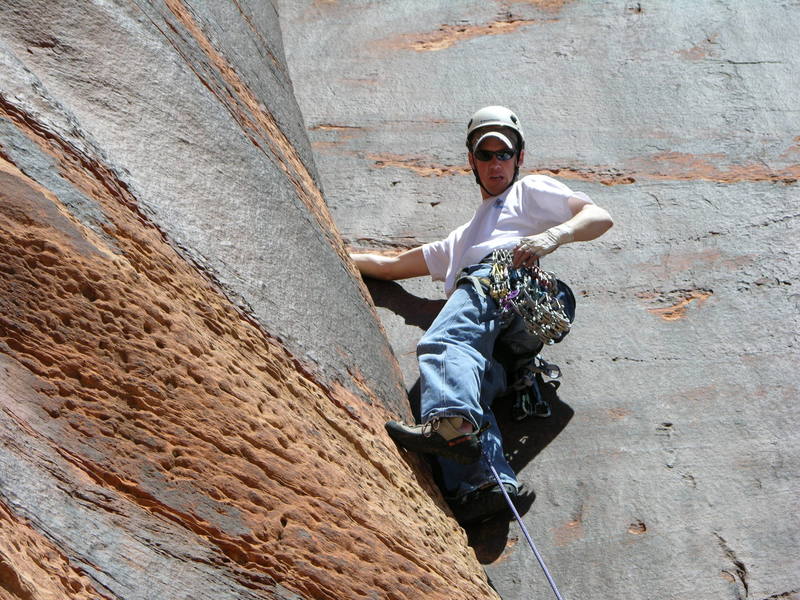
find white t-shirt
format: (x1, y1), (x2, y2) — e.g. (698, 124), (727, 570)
(423, 175), (592, 296)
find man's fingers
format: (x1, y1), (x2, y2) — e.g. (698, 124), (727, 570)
(512, 247), (526, 268)
(512, 231), (561, 267)
(513, 247), (537, 267)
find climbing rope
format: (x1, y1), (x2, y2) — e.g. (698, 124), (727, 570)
(482, 445), (567, 600)
(487, 249), (571, 345)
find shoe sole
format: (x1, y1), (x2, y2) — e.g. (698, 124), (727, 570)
(385, 421), (482, 464)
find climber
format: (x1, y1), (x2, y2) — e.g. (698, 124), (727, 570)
(350, 106), (613, 525)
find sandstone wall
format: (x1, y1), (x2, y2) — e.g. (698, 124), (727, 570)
(0, 2), (495, 599)
(279, 1), (800, 599)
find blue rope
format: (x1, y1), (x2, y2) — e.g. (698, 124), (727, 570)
(482, 447), (566, 600)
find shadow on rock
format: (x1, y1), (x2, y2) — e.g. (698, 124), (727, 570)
(495, 380), (574, 473)
(366, 277), (574, 563)
(407, 378), (422, 422)
(465, 381), (572, 564)
(365, 279), (445, 330)
(363, 279), (443, 421)
(464, 488), (537, 564)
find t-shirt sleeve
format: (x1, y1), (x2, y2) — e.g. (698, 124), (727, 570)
(421, 238), (449, 282)
(520, 175), (592, 225)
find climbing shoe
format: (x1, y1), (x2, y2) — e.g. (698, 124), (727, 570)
(385, 417), (481, 464)
(448, 483), (524, 526)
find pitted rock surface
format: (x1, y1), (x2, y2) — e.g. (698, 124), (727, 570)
(0, 2), (498, 599)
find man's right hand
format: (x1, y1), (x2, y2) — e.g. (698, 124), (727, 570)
(513, 224), (574, 268)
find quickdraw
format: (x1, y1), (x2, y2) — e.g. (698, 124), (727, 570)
(509, 355), (563, 420)
(510, 355), (562, 391)
(487, 249), (571, 345)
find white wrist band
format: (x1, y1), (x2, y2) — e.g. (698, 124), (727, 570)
(552, 224), (574, 244)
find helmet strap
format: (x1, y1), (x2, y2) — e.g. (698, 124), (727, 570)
(472, 153), (521, 198)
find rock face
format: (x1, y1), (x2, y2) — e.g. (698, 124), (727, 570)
(0, 2), (497, 599)
(279, 1), (800, 599)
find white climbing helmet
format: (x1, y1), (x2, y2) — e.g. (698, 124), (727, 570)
(466, 105), (525, 151)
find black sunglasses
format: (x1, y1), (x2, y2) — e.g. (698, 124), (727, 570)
(474, 148), (516, 162)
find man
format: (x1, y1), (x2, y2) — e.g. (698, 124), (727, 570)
(351, 106), (613, 524)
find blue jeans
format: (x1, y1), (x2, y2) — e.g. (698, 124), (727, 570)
(418, 263), (530, 498)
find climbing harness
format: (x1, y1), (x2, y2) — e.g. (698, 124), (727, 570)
(487, 249), (571, 346)
(482, 444), (567, 600)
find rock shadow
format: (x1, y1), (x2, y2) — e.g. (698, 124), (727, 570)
(365, 278), (573, 563)
(464, 381), (573, 564)
(364, 279), (445, 330)
(464, 487), (537, 564)
(494, 380), (574, 473)
(364, 278), (443, 421)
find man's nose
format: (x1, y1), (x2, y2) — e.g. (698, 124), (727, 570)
(488, 155), (504, 167)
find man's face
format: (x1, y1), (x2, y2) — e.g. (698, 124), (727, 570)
(468, 132), (524, 198)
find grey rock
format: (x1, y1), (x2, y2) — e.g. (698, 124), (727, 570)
(279, 1), (800, 598)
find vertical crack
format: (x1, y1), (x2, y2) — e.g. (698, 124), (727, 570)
(714, 533), (750, 598)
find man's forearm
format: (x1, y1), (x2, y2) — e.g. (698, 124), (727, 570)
(514, 202), (613, 266)
(350, 246), (430, 281)
(351, 253), (394, 280)
(561, 203), (614, 242)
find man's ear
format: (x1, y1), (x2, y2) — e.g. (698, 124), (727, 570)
(468, 152), (476, 171)
(517, 149), (525, 167)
